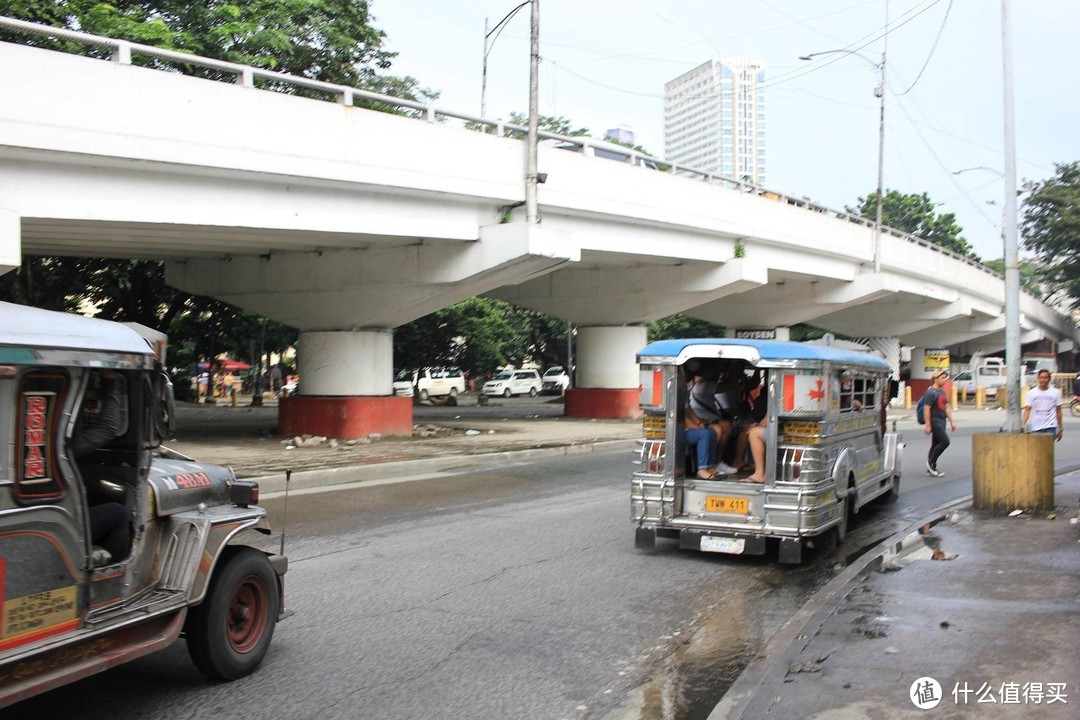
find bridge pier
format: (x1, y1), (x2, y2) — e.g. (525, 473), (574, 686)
(565, 326), (646, 420)
(279, 330), (412, 439)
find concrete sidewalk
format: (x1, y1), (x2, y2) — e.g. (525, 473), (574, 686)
(713, 470), (1080, 719)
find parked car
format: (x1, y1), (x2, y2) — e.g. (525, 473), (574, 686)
(482, 369), (543, 398)
(541, 366), (570, 394)
(392, 367), (466, 402)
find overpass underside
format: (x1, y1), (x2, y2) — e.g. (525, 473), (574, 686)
(1, 35), (1075, 437)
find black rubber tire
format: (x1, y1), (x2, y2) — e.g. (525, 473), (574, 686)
(418, 389), (429, 402)
(186, 548), (279, 681)
(529, 387), (538, 398)
(503, 388), (512, 398)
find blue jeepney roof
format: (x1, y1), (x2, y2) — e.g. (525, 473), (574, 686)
(637, 338), (889, 369)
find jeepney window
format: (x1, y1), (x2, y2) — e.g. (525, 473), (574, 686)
(15, 370), (71, 503)
(838, 371), (877, 413)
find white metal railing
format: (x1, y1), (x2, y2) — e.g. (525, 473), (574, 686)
(0, 14), (1019, 286)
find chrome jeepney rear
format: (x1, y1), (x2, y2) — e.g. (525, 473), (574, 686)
(631, 339), (901, 561)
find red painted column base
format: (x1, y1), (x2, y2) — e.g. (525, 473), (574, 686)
(279, 396), (413, 439)
(564, 388), (642, 420)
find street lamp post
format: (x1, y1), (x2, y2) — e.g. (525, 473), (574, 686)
(481, 1), (530, 118)
(800, 43), (887, 272)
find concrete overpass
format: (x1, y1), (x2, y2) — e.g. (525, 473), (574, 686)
(0, 17), (1075, 436)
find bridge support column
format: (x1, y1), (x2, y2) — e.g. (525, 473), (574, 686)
(565, 326), (646, 420)
(0, 210), (19, 277)
(279, 330), (411, 439)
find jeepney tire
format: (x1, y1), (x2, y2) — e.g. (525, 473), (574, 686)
(186, 548), (280, 681)
(883, 475), (900, 504)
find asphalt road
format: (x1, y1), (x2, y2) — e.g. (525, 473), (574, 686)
(11, 411), (1079, 720)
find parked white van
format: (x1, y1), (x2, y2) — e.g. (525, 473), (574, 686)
(482, 369), (543, 398)
(392, 367), (466, 402)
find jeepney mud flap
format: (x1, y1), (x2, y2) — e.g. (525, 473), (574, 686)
(678, 530), (767, 556)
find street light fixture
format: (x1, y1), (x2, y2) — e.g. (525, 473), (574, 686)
(801, 45), (887, 273)
(481, 1), (529, 118)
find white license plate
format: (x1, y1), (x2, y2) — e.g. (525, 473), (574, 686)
(700, 536), (745, 554)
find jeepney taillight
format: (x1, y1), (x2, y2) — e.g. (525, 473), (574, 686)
(229, 480), (260, 508)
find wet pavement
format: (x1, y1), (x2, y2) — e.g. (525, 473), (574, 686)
(713, 471), (1080, 719)
(170, 397), (1079, 718)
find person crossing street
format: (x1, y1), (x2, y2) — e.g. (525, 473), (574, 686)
(922, 370), (956, 477)
(1023, 369), (1063, 441)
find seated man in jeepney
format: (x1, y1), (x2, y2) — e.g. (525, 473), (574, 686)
(687, 365), (735, 475)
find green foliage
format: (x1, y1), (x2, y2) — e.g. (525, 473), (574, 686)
(646, 314), (724, 342)
(981, 258), (1045, 298)
(848, 189), (975, 258)
(507, 112), (590, 138)
(393, 297), (569, 374)
(733, 240), (746, 258)
(1020, 161), (1080, 309)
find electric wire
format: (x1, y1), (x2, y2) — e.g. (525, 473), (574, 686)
(895, 0), (954, 95)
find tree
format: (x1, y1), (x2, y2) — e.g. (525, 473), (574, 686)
(847, 190), (974, 258)
(1020, 161), (1080, 309)
(647, 314), (724, 342)
(981, 258), (1044, 299)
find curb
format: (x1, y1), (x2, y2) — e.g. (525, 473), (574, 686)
(708, 495), (971, 720)
(708, 460), (1080, 720)
(255, 438), (635, 496)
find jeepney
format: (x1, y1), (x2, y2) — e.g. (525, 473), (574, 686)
(0, 302), (289, 708)
(631, 339), (902, 564)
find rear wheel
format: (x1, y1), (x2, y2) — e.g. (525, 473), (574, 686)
(186, 548), (279, 681)
(418, 389), (429, 402)
(529, 387), (538, 398)
(449, 387), (458, 398)
(834, 494), (848, 544)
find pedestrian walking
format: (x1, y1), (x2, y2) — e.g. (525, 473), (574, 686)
(1022, 369), (1063, 441)
(922, 370), (956, 477)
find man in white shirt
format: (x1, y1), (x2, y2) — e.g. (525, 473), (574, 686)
(1022, 370), (1063, 442)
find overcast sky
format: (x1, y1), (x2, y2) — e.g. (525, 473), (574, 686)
(372, 0), (1079, 262)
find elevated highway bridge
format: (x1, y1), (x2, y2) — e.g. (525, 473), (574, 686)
(0, 17), (1075, 436)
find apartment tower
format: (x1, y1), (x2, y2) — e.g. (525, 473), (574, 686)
(663, 59), (766, 184)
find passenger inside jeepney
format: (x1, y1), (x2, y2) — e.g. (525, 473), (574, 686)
(731, 377), (769, 484)
(72, 370), (131, 564)
(687, 365), (736, 475)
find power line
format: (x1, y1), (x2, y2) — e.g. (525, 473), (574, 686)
(895, 0), (954, 95)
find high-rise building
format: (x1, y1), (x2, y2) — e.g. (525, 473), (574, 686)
(663, 59), (766, 185)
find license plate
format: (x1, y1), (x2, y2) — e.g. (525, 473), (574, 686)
(700, 536), (746, 554)
(705, 495), (749, 514)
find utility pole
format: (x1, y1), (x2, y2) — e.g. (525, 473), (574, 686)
(481, 17), (489, 117)
(526, 0), (539, 224)
(1001, 0), (1022, 432)
(873, 0), (888, 273)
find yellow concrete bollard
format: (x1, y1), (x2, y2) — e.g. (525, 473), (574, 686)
(904, 385), (912, 410)
(975, 387), (984, 410)
(230, 387), (238, 407)
(972, 433), (1054, 513)
(950, 385), (958, 410)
